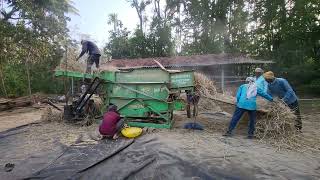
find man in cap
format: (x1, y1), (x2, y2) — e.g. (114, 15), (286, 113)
(254, 68), (268, 93)
(76, 40), (101, 73)
(223, 77), (273, 139)
(263, 71), (302, 131)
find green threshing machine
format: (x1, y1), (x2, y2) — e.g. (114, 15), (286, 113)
(55, 67), (195, 129)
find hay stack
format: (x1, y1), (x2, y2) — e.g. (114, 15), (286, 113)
(194, 73), (217, 98)
(194, 73), (221, 112)
(40, 107), (63, 122)
(256, 101), (296, 138)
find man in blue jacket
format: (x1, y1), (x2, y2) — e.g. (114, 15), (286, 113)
(264, 71), (302, 130)
(76, 40), (101, 73)
(223, 77), (273, 139)
(254, 68), (268, 93)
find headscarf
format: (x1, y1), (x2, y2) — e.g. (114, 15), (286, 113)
(245, 77), (257, 99)
(263, 71), (275, 80)
(255, 68), (264, 73)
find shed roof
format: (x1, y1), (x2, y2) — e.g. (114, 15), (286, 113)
(102, 53), (273, 69)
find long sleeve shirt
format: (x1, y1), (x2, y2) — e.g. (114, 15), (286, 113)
(78, 40), (101, 58)
(267, 78), (298, 105)
(99, 111), (121, 136)
(255, 76), (268, 93)
(236, 84), (273, 110)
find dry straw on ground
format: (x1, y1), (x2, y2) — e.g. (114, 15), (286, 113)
(40, 107), (63, 122)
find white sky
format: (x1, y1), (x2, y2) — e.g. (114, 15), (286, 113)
(67, 0), (139, 48)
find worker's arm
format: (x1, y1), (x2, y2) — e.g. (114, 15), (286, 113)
(281, 79), (295, 104)
(235, 85), (243, 103)
(263, 80), (268, 93)
(76, 42), (88, 60)
(256, 77), (264, 91)
(257, 87), (273, 102)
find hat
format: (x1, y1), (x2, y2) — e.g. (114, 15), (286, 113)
(255, 68), (264, 73)
(245, 77), (255, 83)
(263, 71), (275, 80)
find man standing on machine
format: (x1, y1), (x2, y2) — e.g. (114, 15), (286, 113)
(76, 40), (101, 73)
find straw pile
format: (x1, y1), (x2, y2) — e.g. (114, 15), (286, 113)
(193, 73), (320, 152)
(256, 101), (320, 152)
(255, 101), (297, 149)
(40, 107), (63, 122)
(256, 101), (296, 139)
(194, 73), (217, 98)
(194, 73), (221, 112)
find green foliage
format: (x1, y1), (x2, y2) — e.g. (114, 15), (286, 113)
(105, 11), (174, 59)
(104, 0), (319, 95)
(0, 0), (76, 97)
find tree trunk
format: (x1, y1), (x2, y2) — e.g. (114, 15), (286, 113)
(0, 65), (7, 98)
(26, 51), (32, 99)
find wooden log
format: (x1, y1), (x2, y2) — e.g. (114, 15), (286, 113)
(0, 94), (46, 112)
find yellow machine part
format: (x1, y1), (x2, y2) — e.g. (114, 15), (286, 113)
(121, 127), (143, 138)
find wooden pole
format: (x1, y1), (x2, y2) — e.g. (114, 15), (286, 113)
(64, 45), (69, 105)
(221, 65), (225, 93)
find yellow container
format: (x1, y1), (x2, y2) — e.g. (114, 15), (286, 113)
(121, 127), (143, 138)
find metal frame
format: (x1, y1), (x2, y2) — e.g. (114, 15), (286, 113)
(55, 69), (194, 129)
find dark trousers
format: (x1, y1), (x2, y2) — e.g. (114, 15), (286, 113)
(227, 107), (257, 136)
(288, 100), (302, 130)
(86, 54), (101, 73)
(116, 118), (125, 134)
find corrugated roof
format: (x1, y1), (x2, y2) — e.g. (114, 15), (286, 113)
(101, 53), (273, 69)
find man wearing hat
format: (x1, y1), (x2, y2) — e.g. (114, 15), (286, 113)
(263, 71), (302, 131)
(254, 68), (268, 93)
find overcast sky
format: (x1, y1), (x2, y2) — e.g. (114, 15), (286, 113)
(67, 0), (139, 48)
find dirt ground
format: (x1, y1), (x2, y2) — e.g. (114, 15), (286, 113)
(0, 103), (320, 179)
(0, 107), (43, 132)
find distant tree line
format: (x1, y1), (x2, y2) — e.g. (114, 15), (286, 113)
(105, 0), (320, 95)
(0, 0), (319, 97)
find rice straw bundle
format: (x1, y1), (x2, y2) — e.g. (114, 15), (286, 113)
(194, 73), (217, 98)
(194, 73), (221, 112)
(40, 107), (63, 122)
(256, 101), (296, 138)
(256, 101), (320, 152)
